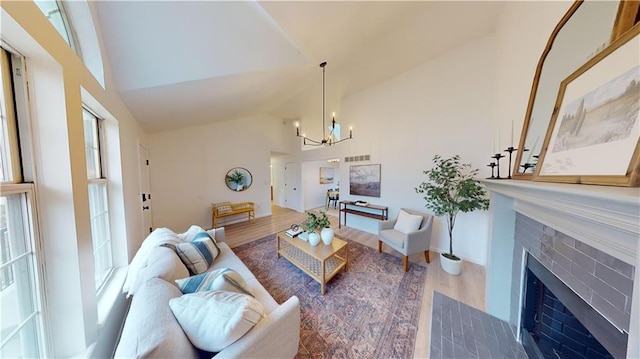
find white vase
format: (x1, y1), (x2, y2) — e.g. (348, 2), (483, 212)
(308, 232), (321, 246)
(440, 253), (462, 276)
(320, 228), (334, 245)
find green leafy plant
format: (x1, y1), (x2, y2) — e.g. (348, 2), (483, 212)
(316, 210), (331, 229)
(415, 155), (490, 261)
(226, 170), (244, 185)
(303, 210), (330, 232)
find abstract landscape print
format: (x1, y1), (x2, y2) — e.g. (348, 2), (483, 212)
(349, 164), (381, 197)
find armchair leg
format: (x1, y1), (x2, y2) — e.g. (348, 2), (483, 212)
(424, 250), (430, 264)
(403, 256), (408, 272)
(377, 240), (382, 253)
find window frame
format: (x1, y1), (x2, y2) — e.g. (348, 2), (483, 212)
(0, 46), (49, 358)
(33, 1), (83, 58)
(83, 107), (113, 291)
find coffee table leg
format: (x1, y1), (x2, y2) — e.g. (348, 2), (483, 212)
(345, 243), (348, 271)
(321, 259), (326, 295)
(276, 235), (280, 259)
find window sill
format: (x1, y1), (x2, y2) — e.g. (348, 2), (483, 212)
(96, 266), (127, 327)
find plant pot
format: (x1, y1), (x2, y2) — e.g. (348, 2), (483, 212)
(440, 253), (462, 276)
(320, 228), (334, 245)
(308, 232), (321, 246)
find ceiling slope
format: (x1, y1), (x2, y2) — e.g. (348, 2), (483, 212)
(93, 1), (503, 133)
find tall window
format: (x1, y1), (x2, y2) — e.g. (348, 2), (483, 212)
(83, 109), (112, 290)
(0, 48), (46, 358)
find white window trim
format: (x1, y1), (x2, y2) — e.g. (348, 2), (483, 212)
(0, 183), (51, 357)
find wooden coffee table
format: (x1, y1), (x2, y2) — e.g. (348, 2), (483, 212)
(276, 231), (348, 294)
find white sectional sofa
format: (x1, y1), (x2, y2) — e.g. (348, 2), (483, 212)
(114, 226), (300, 358)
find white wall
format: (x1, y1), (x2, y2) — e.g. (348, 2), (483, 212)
(148, 115), (291, 231)
(311, 34), (497, 265)
(301, 160), (339, 210)
(491, 0), (575, 175)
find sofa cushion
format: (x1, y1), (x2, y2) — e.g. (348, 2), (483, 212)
(175, 267), (253, 296)
(139, 246), (189, 287)
(123, 227), (182, 297)
(245, 277), (278, 314)
(393, 209), (423, 234)
(114, 277), (199, 359)
(173, 232), (220, 275)
(212, 243), (256, 281)
(169, 291), (265, 353)
(379, 228), (407, 248)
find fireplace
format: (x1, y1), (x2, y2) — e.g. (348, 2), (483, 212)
(521, 255), (626, 359)
(481, 180), (639, 358)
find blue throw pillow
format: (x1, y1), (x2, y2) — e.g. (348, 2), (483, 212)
(175, 267), (253, 296)
(172, 232), (220, 275)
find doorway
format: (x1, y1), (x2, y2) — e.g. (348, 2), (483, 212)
(138, 142), (153, 236)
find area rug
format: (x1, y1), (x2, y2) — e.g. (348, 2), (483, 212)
(233, 234), (427, 359)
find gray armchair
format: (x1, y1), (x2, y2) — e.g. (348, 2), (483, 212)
(377, 208), (433, 271)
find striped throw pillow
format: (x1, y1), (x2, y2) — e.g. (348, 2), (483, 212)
(175, 267), (253, 296)
(174, 232), (220, 275)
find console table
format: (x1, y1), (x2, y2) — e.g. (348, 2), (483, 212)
(338, 201), (388, 228)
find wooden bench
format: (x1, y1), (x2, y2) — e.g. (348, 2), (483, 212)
(212, 201), (255, 228)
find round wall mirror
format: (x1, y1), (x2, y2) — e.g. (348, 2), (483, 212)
(225, 167), (252, 191)
(513, 1), (620, 178)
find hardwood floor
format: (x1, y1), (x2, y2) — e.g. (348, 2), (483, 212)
(223, 204), (486, 358)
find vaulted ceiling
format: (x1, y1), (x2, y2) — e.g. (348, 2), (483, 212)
(93, 1), (504, 133)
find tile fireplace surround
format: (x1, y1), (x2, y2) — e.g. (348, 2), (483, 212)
(481, 179), (639, 358)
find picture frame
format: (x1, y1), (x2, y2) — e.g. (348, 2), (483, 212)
(349, 164), (381, 197)
(319, 167), (334, 184)
(534, 25), (640, 186)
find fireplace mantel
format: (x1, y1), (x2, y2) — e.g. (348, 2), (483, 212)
(480, 179), (639, 265)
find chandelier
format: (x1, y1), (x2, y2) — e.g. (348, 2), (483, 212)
(295, 61), (352, 146)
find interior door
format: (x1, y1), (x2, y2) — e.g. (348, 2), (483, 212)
(138, 143), (153, 235)
(284, 162), (299, 211)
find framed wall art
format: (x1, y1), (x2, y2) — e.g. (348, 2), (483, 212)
(349, 164), (381, 197)
(534, 25), (640, 186)
(319, 167), (334, 184)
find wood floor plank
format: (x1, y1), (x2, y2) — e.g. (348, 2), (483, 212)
(223, 204), (486, 358)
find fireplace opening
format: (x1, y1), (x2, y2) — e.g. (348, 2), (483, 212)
(521, 255), (627, 359)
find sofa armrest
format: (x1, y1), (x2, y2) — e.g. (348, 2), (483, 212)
(215, 296), (301, 359)
(405, 224), (432, 254)
(207, 227), (225, 242)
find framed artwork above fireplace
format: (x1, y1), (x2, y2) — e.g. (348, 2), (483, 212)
(534, 25), (640, 186)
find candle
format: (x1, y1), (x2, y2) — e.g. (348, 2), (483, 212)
(349, 126), (353, 138)
(295, 122), (299, 136)
(511, 120), (514, 147)
(332, 112), (336, 121)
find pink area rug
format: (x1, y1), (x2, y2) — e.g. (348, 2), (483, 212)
(233, 234), (427, 359)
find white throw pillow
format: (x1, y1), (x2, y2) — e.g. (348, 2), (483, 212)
(115, 278), (199, 359)
(393, 210), (423, 234)
(169, 291), (264, 352)
(175, 267), (253, 296)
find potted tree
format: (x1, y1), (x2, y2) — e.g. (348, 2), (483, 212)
(415, 155), (490, 275)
